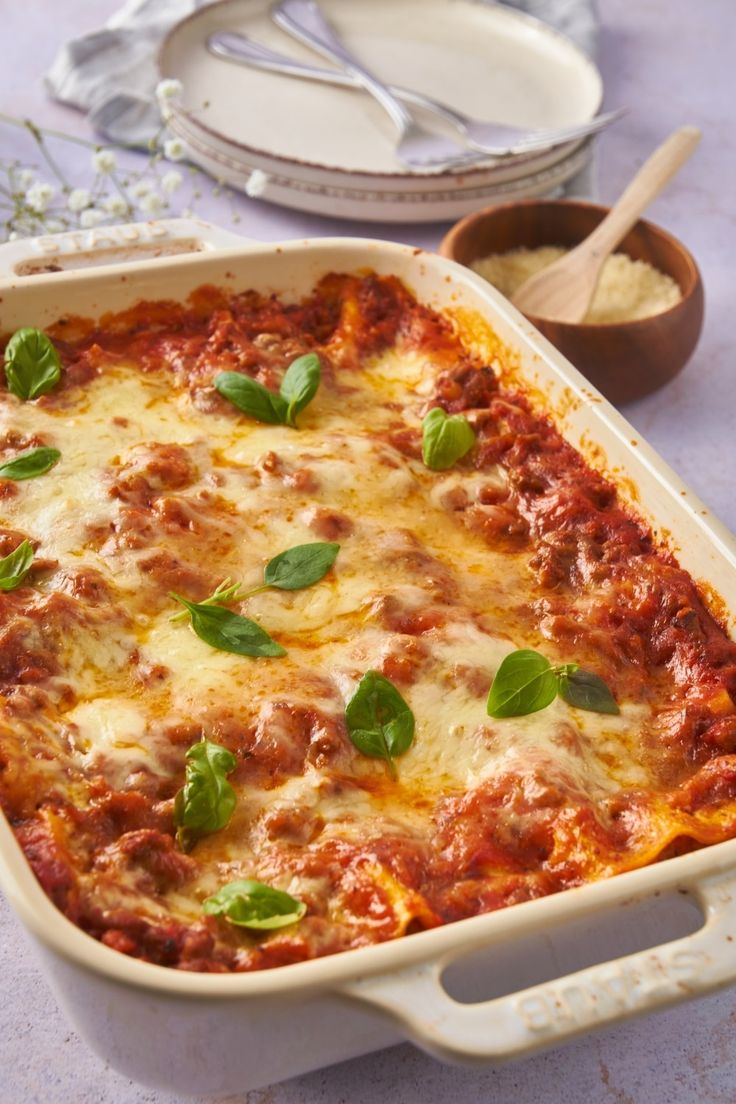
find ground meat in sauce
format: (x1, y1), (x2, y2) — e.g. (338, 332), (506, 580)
(2, 271), (736, 973)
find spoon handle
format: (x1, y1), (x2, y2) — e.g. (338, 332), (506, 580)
(582, 126), (701, 261)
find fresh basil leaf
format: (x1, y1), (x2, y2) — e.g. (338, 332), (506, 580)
(487, 649), (558, 718)
(421, 407), (476, 471)
(203, 879), (306, 930)
(0, 446), (61, 481)
(173, 739), (237, 851)
(170, 593), (286, 657)
(4, 328), (62, 400)
(215, 371), (288, 425)
(559, 668), (620, 715)
(264, 541), (339, 591)
(279, 353), (321, 427)
(345, 670), (415, 777)
(0, 539), (34, 592)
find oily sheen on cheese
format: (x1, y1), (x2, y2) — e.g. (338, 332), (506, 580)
(2, 273), (736, 973)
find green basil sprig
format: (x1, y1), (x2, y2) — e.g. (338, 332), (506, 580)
(421, 407), (475, 471)
(345, 671), (415, 779)
(0, 447), (61, 481)
(169, 543), (338, 655)
(487, 649), (619, 718)
(171, 545), (339, 621)
(203, 879), (306, 930)
(0, 539), (34, 592)
(4, 328), (62, 400)
(173, 739), (238, 851)
(170, 592), (286, 658)
(215, 352), (321, 428)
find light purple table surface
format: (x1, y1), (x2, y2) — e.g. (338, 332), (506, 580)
(1, 2), (735, 1101)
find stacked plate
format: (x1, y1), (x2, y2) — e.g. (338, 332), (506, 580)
(159, 0), (603, 222)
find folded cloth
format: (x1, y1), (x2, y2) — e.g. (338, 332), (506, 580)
(45, 0), (598, 147)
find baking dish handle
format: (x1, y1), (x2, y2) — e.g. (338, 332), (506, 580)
(0, 218), (256, 278)
(339, 870), (736, 1063)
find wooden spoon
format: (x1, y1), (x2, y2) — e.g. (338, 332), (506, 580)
(511, 126), (701, 322)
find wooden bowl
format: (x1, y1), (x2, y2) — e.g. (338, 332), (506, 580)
(439, 199), (704, 405)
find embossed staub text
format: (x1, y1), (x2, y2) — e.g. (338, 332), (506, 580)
(514, 949), (708, 1034)
(33, 222), (170, 255)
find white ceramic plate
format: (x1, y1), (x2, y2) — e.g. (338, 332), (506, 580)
(167, 109), (594, 222)
(159, 0), (602, 179)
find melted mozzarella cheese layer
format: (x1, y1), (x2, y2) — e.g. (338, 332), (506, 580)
(1, 343), (656, 913)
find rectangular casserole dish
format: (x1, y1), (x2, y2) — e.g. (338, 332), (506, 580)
(2, 218), (736, 1097)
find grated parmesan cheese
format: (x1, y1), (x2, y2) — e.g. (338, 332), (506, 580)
(472, 246), (682, 324)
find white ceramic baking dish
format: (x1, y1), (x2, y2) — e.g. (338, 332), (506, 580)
(2, 219), (736, 1098)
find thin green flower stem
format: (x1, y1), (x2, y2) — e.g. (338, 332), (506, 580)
(106, 172), (135, 212)
(23, 120), (70, 191)
(0, 112), (150, 154)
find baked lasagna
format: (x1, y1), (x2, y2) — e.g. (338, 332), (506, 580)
(2, 272), (736, 972)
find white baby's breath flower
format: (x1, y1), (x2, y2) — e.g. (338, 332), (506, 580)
(131, 179), (153, 198)
(163, 138), (185, 162)
(161, 170), (183, 194)
(67, 187), (91, 213)
(80, 208), (105, 228)
(92, 149), (117, 174)
(16, 168), (35, 190)
(139, 191), (165, 216)
(245, 169), (269, 198)
(25, 181), (55, 212)
(156, 78), (183, 103)
(156, 79), (183, 121)
(103, 194), (129, 216)
(0, 113), (229, 242)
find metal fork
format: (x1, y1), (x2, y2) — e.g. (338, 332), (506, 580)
(242, 0), (623, 172)
(270, 0), (480, 172)
(208, 28), (625, 164)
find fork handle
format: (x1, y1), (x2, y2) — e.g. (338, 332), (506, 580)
(272, 0), (414, 134)
(209, 32), (358, 87)
(209, 29), (469, 127)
